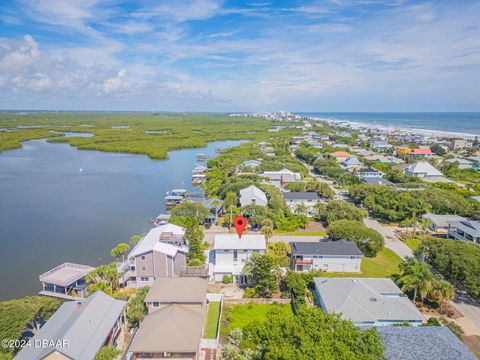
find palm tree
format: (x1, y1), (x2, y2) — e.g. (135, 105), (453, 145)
(397, 259), (433, 304)
(431, 278), (455, 311)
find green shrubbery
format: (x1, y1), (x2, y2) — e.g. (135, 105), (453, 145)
(328, 220), (384, 257)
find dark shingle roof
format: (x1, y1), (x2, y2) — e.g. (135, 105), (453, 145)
(284, 192), (320, 200)
(376, 326), (476, 360)
(290, 240), (364, 256)
(362, 177), (393, 185)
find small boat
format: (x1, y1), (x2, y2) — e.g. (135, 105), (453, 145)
(149, 214), (171, 226)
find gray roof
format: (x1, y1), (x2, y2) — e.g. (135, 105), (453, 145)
(284, 192), (320, 201)
(145, 277), (208, 303)
(376, 326), (476, 360)
(291, 240), (363, 256)
(422, 213), (467, 228)
(15, 291), (126, 360)
(362, 177), (393, 185)
(314, 278), (424, 324)
(448, 220), (480, 237)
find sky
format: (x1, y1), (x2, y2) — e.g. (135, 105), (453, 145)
(0, 0), (479, 112)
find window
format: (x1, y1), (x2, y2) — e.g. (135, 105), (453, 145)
(141, 266), (146, 271)
(140, 277), (148, 281)
(152, 302), (160, 308)
(233, 250), (238, 261)
(130, 266), (135, 271)
(141, 256), (146, 260)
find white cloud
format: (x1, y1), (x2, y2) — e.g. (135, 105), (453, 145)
(0, 35), (39, 72)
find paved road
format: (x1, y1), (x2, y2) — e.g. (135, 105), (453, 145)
(363, 217), (413, 259)
(364, 217), (480, 334)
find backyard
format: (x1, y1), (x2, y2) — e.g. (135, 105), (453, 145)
(204, 301), (221, 339)
(220, 303), (294, 338)
(318, 247), (403, 278)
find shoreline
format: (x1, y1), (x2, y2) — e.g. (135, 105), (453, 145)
(310, 116), (480, 139)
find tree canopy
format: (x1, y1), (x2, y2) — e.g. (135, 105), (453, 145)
(327, 220), (384, 257)
(242, 307), (385, 360)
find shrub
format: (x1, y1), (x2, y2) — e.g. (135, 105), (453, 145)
(243, 287), (257, 298)
(223, 275), (233, 284)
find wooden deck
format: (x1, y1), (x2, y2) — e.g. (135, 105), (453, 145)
(39, 290), (81, 300)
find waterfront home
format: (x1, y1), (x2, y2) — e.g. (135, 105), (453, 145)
(129, 277), (207, 360)
(370, 140), (393, 152)
(211, 234), (266, 284)
(329, 151), (351, 162)
(447, 220), (480, 244)
(201, 198), (225, 224)
(340, 156), (363, 170)
(39, 262), (95, 300)
(422, 213), (467, 234)
(284, 192), (323, 214)
(122, 224), (188, 287)
(356, 167), (383, 179)
(239, 185), (268, 207)
(314, 278), (424, 326)
(376, 326), (476, 360)
(16, 291), (126, 360)
(260, 168), (301, 187)
(404, 161), (443, 178)
(290, 241), (363, 273)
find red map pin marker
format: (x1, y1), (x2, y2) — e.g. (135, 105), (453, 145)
(233, 215), (247, 239)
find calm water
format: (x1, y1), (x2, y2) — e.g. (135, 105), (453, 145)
(300, 112), (480, 135)
(0, 139), (242, 300)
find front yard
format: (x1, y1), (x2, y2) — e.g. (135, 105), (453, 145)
(318, 247), (403, 278)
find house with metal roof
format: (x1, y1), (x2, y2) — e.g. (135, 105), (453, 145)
(122, 224), (188, 287)
(128, 277), (208, 360)
(422, 213), (467, 233)
(376, 326), (476, 360)
(15, 291), (126, 360)
(210, 234), (266, 284)
(340, 156), (363, 170)
(404, 161), (443, 178)
(362, 177), (393, 186)
(447, 220), (480, 244)
(239, 185), (268, 207)
(260, 168), (301, 187)
(290, 241), (363, 273)
(314, 277), (424, 326)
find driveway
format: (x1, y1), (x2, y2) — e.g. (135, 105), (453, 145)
(363, 217), (413, 259)
(363, 217), (480, 335)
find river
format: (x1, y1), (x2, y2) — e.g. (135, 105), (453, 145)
(0, 139), (243, 300)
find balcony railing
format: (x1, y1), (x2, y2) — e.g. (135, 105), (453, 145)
(295, 259), (313, 265)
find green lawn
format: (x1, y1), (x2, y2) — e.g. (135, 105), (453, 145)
(318, 247), (403, 278)
(404, 237), (421, 251)
(274, 231), (328, 236)
(221, 303), (294, 337)
(204, 302), (221, 339)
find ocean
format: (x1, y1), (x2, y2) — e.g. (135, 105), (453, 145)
(298, 112), (480, 136)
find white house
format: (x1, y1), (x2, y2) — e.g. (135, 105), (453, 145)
(284, 192), (323, 215)
(211, 234), (266, 284)
(239, 185), (268, 207)
(314, 278), (425, 327)
(356, 167), (384, 178)
(290, 241), (363, 273)
(261, 168), (301, 187)
(404, 161), (443, 178)
(241, 159), (262, 169)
